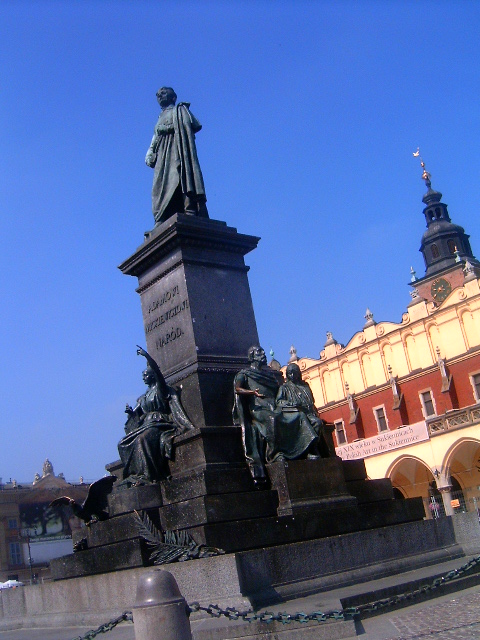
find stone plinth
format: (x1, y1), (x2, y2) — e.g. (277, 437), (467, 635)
(267, 458), (356, 516)
(118, 214), (260, 427)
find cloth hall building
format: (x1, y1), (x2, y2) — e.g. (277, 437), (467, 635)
(295, 166), (480, 519)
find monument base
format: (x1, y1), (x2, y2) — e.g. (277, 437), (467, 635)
(51, 436), (426, 580)
(12, 517), (469, 634)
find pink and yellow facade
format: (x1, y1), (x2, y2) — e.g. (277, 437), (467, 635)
(296, 171), (480, 518)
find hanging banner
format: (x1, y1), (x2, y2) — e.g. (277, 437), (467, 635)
(335, 421), (429, 460)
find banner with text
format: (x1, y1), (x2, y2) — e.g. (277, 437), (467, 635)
(335, 421), (429, 460)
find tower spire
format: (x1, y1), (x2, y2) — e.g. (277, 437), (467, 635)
(413, 148), (431, 189)
(412, 150), (477, 278)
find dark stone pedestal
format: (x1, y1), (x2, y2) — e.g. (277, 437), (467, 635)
(52, 442), (427, 580)
(267, 458), (356, 516)
(118, 214), (260, 427)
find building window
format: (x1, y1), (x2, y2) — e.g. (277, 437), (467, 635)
(374, 406), (388, 432)
(471, 373), (480, 402)
(334, 420), (346, 445)
(447, 239), (457, 254)
(7, 518), (18, 530)
(431, 244), (440, 259)
(420, 390), (436, 417)
(8, 542), (21, 566)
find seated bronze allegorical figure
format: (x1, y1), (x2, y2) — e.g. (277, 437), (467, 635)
(233, 347), (335, 483)
(274, 363), (336, 460)
(117, 347), (195, 487)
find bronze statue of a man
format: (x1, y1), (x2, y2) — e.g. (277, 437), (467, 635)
(145, 87), (208, 226)
(233, 346), (283, 482)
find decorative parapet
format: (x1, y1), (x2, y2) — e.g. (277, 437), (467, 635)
(427, 405), (480, 436)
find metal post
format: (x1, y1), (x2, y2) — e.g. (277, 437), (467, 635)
(21, 528), (36, 584)
(133, 569), (192, 640)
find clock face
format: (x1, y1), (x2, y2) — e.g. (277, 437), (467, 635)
(431, 277), (452, 302)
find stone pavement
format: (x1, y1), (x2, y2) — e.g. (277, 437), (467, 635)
(359, 584), (480, 639)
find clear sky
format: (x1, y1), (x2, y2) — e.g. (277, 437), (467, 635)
(2, 0), (480, 483)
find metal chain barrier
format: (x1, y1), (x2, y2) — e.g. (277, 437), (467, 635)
(188, 553), (480, 624)
(69, 553), (480, 638)
(70, 611), (133, 640)
(187, 602), (350, 622)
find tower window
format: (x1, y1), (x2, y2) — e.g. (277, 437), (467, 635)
(431, 244), (439, 259)
(447, 239), (456, 254)
(374, 406), (388, 432)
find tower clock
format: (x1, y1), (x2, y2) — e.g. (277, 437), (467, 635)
(430, 277), (452, 303)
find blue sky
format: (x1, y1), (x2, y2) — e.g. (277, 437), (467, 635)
(2, 0), (480, 483)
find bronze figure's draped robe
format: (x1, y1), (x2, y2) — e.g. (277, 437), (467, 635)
(275, 378), (333, 459)
(147, 103), (207, 225)
(234, 354), (335, 480)
(118, 383), (194, 484)
(233, 367), (279, 480)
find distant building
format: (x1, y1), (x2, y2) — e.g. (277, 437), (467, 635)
(295, 168), (480, 519)
(0, 461), (88, 583)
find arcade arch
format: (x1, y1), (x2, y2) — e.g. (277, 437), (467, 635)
(388, 456), (433, 501)
(386, 440), (480, 518)
(443, 438), (480, 515)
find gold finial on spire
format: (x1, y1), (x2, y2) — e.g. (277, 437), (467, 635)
(413, 147), (431, 187)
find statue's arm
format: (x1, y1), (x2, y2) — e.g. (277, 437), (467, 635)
(169, 391), (195, 433)
(235, 381), (265, 399)
(145, 133), (159, 167)
(275, 385), (289, 406)
(188, 112), (202, 134)
(275, 384), (300, 410)
(136, 346), (169, 402)
(145, 114), (174, 166)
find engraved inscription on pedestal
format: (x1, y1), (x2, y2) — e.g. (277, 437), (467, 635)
(120, 215), (261, 426)
(142, 277), (195, 375)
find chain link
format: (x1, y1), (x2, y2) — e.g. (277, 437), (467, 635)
(188, 601), (354, 623)
(70, 612), (133, 640)
(68, 553), (480, 637)
(187, 553), (480, 625)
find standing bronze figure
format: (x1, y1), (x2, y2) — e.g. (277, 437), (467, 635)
(233, 346), (280, 483)
(145, 87), (208, 225)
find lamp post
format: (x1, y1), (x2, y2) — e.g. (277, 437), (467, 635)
(20, 527), (37, 584)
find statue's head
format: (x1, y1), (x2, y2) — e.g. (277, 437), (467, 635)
(142, 366), (156, 386)
(247, 345), (267, 366)
(286, 363), (302, 383)
(156, 87), (177, 108)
